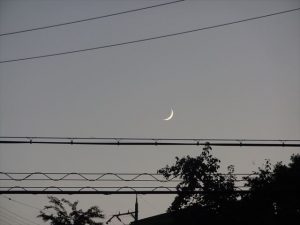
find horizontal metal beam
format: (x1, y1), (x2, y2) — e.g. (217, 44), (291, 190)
(0, 190), (249, 195)
(1, 190), (298, 195)
(0, 140), (299, 147)
(1, 137), (299, 147)
(2, 137), (300, 141)
(0, 186), (249, 194)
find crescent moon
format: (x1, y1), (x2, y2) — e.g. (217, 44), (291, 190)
(163, 108), (174, 121)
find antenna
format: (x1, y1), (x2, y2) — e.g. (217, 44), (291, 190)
(106, 195), (138, 224)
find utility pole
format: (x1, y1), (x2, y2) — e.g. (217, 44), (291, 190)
(135, 194), (139, 222)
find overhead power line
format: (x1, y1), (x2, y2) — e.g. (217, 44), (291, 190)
(0, 195), (41, 211)
(0, 172), (253, 182)
(0, 207), (41, 225)
(0, 172), (181, 182)
(0, 7), (299, 64)
(0, 186), (249, 195)
(0, 213), (37, 225)
(0, 137), (299, 147)
(1, 187), (297, 195)
(0, 216), (21, 225)
(0, 0), (185, 37)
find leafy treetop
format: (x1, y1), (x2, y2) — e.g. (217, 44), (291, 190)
(38, 196), (104, 225)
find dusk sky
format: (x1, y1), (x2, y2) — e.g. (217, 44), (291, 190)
(0, 0), (300, 224)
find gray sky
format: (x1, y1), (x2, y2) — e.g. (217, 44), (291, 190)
(0, 0), (300, 224)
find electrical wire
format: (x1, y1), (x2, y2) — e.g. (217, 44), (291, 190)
(0, 172), (253, 182)
(0, 185), (256, 192)
(0, 207), (41, 225)
(0, 7), (299, 64)
(0, 189), (265, 195)
(0, 0), (185, 37)
(0, 209), (38, 225)
(0, 216), (19, 225)
(0, 195), (41, 211)
(0, 213), (34, 225)
(0, 172), (182, 182)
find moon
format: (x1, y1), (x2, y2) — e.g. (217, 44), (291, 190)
(163, 108), (174, 121)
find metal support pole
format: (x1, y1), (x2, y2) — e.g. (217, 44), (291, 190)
(135, 194), (138, 222)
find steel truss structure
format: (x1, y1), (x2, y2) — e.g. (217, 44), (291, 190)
(1, 137), (298, 195)
(0, 172), (254, 195)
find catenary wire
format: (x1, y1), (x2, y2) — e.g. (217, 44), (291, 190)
(0, 172), (254, 182)
(0, 172), (182, 182)
(0, 7), (299, 64)
(0, 0), (185, 37)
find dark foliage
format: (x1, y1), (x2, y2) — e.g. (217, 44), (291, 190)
(158, 144), (237, 212)
(241, 154), (300, 224)
(38, 196), (104, 225)
(157, 145), (300, 225)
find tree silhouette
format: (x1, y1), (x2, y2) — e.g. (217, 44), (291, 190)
(38, 196), (104, 225)
(158, 144), (237, 212)
(157, 146), (300, 225)
(242, 154), (300, 224)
